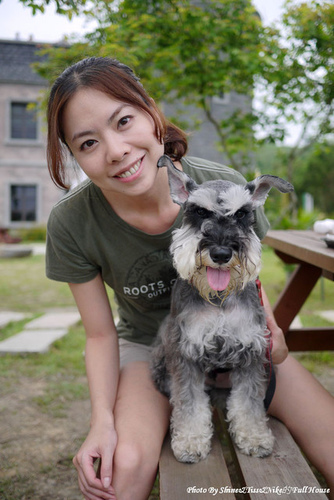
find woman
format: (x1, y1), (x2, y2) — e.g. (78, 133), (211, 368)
(46, 57), (334, 500)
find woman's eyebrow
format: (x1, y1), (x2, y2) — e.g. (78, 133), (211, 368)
(107, 104), (128, 125)
(71, 104), (129, 142)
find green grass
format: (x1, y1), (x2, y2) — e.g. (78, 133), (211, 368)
(0, 322), (87, 381)
(33, 377), (89, 417)
(261, 245), (334, 322)
(0, 314), (40, 341)
(0, 254), (75, 311)
(260, 245), (334, 370)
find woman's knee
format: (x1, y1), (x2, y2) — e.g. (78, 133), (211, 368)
(114, 438), (159, 480)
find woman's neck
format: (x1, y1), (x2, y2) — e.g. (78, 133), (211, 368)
(101, 161), (182, 234)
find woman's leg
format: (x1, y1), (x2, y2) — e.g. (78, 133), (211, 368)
(268, 355), (334, 496)
(112, 361), (171, 500)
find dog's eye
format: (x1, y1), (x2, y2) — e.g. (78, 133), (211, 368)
(235, 209), (246, 220)
(196, 207), (211, 217)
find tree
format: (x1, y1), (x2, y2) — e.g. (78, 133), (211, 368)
(256, 0), (334, 217)
(294, 143), (334, 215)
(2, 0), (89, 17)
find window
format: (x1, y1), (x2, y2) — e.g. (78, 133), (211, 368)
(10, 185), (37, 222)
(10, 102), (38, 140)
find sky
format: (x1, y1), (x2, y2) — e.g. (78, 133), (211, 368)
(0, 0), (285, 43)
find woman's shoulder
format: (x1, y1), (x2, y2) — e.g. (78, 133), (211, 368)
(47, 179), (101, 237)
(181, 156), (247, 185)
(51, 178), (93, 213)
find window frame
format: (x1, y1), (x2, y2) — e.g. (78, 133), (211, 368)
(6, 99), (42, 146)
(5, 181), (41, 227)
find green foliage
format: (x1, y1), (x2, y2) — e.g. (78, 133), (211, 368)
(294, 143), (334, 216)
(258, 0), (334, 144)
(18, 225), (47, 242)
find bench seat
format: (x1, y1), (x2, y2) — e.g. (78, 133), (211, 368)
(159, 408), (328, 500)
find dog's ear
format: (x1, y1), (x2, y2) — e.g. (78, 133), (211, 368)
(157, 155), (198, 205)
(246, 175), (294, 208)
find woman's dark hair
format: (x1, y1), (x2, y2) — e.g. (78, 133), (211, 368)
(47, 57), (188, 189)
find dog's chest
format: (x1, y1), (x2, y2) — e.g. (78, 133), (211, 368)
(178, 303), (266, 370)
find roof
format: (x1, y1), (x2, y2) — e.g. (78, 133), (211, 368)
(0, 39), (49, 85)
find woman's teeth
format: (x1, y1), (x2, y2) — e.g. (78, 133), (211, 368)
(118, 160), (141, 178)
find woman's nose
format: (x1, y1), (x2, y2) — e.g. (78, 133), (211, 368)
(105, 135), (130, 163)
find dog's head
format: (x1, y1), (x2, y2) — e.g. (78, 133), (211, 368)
(158, 155), (294, 300)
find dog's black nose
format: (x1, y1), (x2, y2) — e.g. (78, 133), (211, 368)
(210, 247), (232, 264)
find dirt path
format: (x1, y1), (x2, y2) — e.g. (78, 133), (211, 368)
(1, 367), (333, 499)
(0, 377), (90, 500)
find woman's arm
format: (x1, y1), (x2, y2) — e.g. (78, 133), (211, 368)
(69, 274), (119, 496)
(261, 285), (289, 365)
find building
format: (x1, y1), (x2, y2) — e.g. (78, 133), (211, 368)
(0, 39), (63, 232)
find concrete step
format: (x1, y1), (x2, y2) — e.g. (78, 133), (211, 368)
(0, 311), (30, 329)
(317, 311), (334, 323)
(0, 329), (68, 354)
(25, 311), (81, 330)
(0, 310), (81, 354)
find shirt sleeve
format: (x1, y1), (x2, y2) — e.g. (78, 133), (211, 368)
(254, 206), (270, 240)
(46, 207), (100, 284)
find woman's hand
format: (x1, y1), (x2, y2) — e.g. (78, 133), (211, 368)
(73, 421), (118, 500)
(266, 314), (289, 365)
(260, 285), (289, 365)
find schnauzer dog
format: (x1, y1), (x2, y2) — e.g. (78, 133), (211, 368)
(151, 155), (294, 463)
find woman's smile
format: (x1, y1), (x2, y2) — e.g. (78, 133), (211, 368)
(113, 157), (144, 182)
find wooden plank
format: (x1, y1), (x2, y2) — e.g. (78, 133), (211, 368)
(263, 230), (334, 274)
(217, 411), (328, 500)
(159, 421), (236, 500)
(273, 263), (322, 334)
(286, 327), (334, 351)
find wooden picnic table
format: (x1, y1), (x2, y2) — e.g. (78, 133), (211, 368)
(263, 229), (334, 351)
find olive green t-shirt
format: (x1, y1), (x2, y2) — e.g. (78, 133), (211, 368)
(46, 156), (270, 345)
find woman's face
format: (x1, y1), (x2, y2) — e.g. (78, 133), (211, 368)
(62, 87), (165, 198)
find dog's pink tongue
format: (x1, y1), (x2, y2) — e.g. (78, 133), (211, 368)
(206, 267), (231, 291)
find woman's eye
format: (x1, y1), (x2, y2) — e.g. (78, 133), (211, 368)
(80, 139), (96, 151)
(118, 115), (132, 128)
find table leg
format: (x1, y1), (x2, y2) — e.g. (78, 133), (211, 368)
(273, 262), (322, 334)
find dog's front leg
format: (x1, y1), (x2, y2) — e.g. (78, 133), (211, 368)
(226, 365), (274, 457)
(169, 358), (213, 463)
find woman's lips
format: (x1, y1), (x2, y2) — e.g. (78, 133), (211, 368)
(114, 158), (143, 183)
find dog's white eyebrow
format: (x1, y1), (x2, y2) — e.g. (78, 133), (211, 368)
(188, 188), (217, 211)
(219, 185), (252, 215)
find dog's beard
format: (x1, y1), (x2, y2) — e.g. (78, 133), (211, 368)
(172, 228), (262, 303)
(191, 254), (255, 303)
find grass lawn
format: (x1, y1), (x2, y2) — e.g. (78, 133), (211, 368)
(0, 247), (333, 499)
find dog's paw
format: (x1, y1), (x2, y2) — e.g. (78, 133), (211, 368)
(234, 429), (274, 458)
(171, 433), (212, 463)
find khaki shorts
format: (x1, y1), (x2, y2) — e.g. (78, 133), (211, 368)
(118, 338), (153, 368)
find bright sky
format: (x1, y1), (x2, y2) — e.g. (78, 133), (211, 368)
(0, 0), (285, 43)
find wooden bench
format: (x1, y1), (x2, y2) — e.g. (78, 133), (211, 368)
(159, 408), (329, 500)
